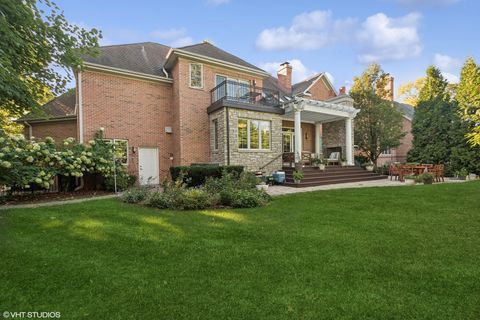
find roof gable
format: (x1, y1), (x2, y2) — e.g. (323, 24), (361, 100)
(20, 90), (76, 121)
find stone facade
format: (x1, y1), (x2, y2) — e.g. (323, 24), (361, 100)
(210, 107), (283, 174)
(322, 119), (354, 158)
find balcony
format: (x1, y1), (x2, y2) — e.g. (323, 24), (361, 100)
(210, 80), (281, 110)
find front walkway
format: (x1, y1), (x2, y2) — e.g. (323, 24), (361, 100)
(267, 178), (466, 196)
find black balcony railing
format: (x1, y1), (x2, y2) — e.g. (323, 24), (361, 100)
(210, 80), (280, 107)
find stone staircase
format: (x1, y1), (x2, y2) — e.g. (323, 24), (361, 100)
(283, 165), (387, 187)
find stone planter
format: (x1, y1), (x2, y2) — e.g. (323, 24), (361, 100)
(467, 173), (477, 181)
(319, 164), (326, 171)
(341, 161), (348, 167)
(365, 165), (374, 172)
(256, 184), (269, 191)
(294, 180), (301, 184)
(405, 178), (416, 186)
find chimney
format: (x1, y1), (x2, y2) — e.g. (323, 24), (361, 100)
(339, 86), (346, 95)
(277, 62), (292, 91)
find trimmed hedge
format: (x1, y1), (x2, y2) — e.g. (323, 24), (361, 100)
(170, 165), (244, 187)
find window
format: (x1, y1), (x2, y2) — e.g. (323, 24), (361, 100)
(189, 63), (203, 88)
(238, 119), (271, 150)
(213, 119), (219, 150)
(381, 148), (392, 155)
(102, 138), (129, 165)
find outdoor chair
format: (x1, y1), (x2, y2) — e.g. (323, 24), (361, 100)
(432, 164), (445, 182)
(326, 152), (340, 165)
(389, 164), (400, 180)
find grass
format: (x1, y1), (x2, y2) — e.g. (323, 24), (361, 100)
(1, 182), (480, 319)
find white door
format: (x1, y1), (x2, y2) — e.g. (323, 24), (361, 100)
(138, 147), (159, 185)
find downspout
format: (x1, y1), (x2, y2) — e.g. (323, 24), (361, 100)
(77, 71), (84, 143)
(24, 121), (32, 139)
(162, 67), (169, 78)
(225, 107), (230, 165)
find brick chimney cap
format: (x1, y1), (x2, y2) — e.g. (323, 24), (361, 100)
(280, 61), (290, 66)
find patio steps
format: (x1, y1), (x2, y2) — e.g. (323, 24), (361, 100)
(282, 165), (387, 187)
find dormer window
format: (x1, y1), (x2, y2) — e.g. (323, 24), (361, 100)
(189, 63), (203, 89)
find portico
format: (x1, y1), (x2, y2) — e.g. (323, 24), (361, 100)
(282, 97), (359, 166)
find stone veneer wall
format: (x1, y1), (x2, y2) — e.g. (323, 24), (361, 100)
(322, 119), (354, 157)
(209, 107), (283, 174)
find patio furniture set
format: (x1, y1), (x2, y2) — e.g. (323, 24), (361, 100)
(389, 164), (445, 182)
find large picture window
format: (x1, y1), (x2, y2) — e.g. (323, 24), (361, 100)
(189, 63), (203, 88)
(238, 119), (271, 150)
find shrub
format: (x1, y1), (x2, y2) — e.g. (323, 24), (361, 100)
(105, 172), (136, 191)
(148, 191), (175, 209)
(121, 187), (150, 203)
(416, 173), (434, 184)
(170, 165), (244, 187)
(181, 188), (216, 210)
(229, 189), (271, 208)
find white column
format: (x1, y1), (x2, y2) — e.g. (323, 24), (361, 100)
(345, 117), (353, 166)
(315, 122), (322, 156)
(294, 110), (302, 163)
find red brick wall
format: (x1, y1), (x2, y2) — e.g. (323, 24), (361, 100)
(25, 120), (77, 143)
(172, 57), (264, 165)
(80, 70), (174, 180)
(377, 117), (413, 166)
(308, 76), (336, 101)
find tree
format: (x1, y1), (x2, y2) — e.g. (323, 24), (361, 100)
(456, 57), (480, 146)
(0, 0), (101, 118)
(397, 77), (425, 106)
(408, 65), (480, 174)
(350, 64), (405, 165)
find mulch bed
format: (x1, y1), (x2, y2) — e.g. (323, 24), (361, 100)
(0, 190), (114, 206)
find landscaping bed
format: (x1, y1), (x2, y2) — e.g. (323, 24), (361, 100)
(0, 190), (114, 205)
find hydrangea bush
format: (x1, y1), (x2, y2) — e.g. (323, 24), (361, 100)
(0, 131), (126, 192)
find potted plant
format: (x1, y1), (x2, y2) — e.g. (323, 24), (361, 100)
(404, 175), (416, 185)
(311, 156), (325, 171)
(293, 170), (304, 184)
(365, 162), (374, 172)
(416, 173), (434, 185)
(340, 156), (348, 167)
(456, 168), (468, 180)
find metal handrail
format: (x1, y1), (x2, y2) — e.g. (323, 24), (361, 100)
(210, 80), (280, 107)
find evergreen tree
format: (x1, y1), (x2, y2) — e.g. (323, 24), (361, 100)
(456, 57), (480, 146)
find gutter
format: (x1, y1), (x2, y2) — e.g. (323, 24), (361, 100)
(78, 71), (84, 143)
(83, 62), (173, 83)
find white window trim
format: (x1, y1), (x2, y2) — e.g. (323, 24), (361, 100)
(102, 138), (129, 165)
(189, 63), (203, 89)
(238, 118), (271, 151)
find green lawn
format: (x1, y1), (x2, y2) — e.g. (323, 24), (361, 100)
(1, 182), (480, 319)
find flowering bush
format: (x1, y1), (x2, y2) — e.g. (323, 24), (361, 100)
(0, 131), (127, 192)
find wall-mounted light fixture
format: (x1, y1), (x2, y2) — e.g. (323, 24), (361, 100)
(305, 132), (309, 140)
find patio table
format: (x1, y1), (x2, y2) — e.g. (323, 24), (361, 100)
(399, 165), (432, 181)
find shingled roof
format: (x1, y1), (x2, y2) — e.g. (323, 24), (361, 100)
(394, 101), (415, 119)
(20, 90), (76, 121)
(83, 42), (171, 77)
(291, 73), (324, 96)
(176, 42), (266, 73)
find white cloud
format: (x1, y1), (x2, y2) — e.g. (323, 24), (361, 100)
(259, 59), (317, 83)
(255, 10), (356, 50)
(442, 72), (459, 84)
(356, 12), (422, 63)
(256, 10), (422, 63)
(433, 53), (462, 71)
(205, 0), (230, 6)
(150, 28), (194, 47)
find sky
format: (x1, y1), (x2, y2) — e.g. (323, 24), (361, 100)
(55, 0), (479, 99)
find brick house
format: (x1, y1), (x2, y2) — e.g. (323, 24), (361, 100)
(21, 41), (364, 185)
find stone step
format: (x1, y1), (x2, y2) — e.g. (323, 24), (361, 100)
(284, 175), (387, 187)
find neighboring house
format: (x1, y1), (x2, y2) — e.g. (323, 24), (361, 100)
(20, 41), (359, 185)
(375, 77), (415, 166)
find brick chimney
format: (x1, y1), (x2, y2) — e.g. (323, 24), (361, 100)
(339, 86), (346, 95)
(277, 62), (292, 91)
